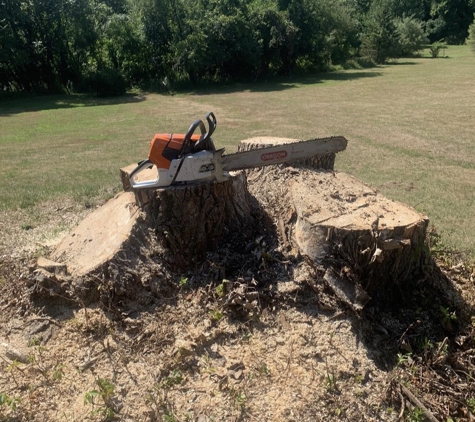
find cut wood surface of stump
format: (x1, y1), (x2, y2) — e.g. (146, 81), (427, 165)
(50, 191), (143, 277)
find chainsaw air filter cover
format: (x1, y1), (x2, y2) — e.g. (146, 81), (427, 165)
(148, 133), (200, 170)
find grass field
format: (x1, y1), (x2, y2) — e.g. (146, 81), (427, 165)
(1, 45), (474, 256)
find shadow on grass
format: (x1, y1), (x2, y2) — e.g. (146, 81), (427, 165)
(178, 71), (384, 96)
(383, 60), (420, 66)
(0, 70), (384, 114)
(0, 93), (146, 116)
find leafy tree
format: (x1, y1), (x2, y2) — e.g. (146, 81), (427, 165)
(387, 0), (431, 21)
(394, 16), (429, 56)
(268, 0), (358, 74)
(250, 1), (296, 77)
(140, 0), (187, 82)
(159, 0), (261, 83)
(317, 0), (360, 66)
(99, 13), (153, 87)
(360, 0), (399, 63)
(427, 0), (474, 44)
(0, 0), (98, 93)
(2, 0), (471, 94)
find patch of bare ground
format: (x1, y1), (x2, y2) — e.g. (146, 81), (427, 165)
(1, 173), (475, 422)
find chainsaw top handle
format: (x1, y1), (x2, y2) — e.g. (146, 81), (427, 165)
(205, 112), (217, 138)
(193, 112), (217, 152)
(179, 118), (206, 157)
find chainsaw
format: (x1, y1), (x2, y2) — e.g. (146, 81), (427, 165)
(129, 112), (348, 189)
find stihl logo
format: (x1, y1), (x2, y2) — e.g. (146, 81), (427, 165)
(261, 150), (288, 162)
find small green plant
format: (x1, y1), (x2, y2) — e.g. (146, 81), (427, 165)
(324, 372), (337, 391)
(158, 370), (183, 389)
(163, 411), (178, 422)
(233, 390), (247, 409)
(439, 306), (457, 330)
(397, 352), (410, 366)
(466, 397), (475, 413)
(429, 40), (447, 58)
(215, 279), (229, 297)
(258, 363), (271, 376)
(7, 359), (22, 388)
(28, 345), (51, 381)
(179, 276), (188, 287)
(28, 338), (41, 347)
(0, 392), (20, 411)
(215, 284), (225, 297)
(52, 364), (65, 382)
(209, 309), (224, 321)
(407, 406), (425, 421)
(241, 331), (252, 343)
(84, 378), (116, 419)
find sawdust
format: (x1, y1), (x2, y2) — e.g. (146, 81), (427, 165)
(1, 169), (475, 422)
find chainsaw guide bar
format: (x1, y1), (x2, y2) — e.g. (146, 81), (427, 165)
(129, 112), (348, 189)
(221, 136), (347, 172)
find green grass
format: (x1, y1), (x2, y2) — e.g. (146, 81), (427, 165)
(1, 45), (474, 256)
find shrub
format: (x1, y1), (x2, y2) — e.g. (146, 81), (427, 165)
(79, 67), (128, 97)
(429, 41), (448, 58)
(394, 16), (429, 57)
(360, 1), (399, 64)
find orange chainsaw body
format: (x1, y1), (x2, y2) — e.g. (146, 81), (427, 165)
(149, 133), (201, 170)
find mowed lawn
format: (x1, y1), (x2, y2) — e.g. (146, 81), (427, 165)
(1, 46), (474, 256)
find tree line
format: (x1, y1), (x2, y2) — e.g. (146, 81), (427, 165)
(1, 0), (474, 95)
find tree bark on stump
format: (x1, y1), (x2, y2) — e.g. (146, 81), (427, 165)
(120, 165), (254, 271)
(239, 137), (429, 307)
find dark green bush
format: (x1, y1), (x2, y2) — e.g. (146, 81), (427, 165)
(80, 67), (128, 97)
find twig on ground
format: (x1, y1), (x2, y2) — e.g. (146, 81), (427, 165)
(396, 385), (405, 421)
(400, 383), (440, 422)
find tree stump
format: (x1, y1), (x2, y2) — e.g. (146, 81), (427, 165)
(239, 137), (429, 307)
(120, 165), (254, 271)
